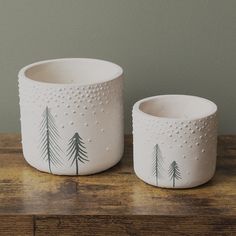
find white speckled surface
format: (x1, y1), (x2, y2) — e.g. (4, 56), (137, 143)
(19, 58), (124, 175)
(132, 95), (218, 188)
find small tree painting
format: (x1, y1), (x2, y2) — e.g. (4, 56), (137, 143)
(168, 161), (182, 187)
(40, 106), (62, 173)
(152, 144), (163, 186)
(67, 132), (88, 175)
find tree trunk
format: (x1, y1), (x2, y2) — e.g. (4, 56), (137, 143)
(75, 149), (79, 175)
(46, 123), (52, 174)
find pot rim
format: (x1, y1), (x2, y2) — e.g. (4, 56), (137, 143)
(18, 58), (123, 87)
(133, 94), (217, 122)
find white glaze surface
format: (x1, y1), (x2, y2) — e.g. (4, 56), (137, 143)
(19, 58), (124, 175)
(132, 95), (217, 188)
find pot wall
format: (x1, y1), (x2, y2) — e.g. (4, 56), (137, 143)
(132, 95), (217, 188)
(18, 59), (124, 175)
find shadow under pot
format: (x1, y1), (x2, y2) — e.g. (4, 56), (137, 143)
(18, 58), (124, 175)
(132, 95), (218, 188)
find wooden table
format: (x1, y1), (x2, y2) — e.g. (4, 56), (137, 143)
(0, 134), (235, 235)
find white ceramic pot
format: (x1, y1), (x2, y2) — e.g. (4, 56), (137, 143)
(132, 95), (218, 188)
(18, 58), (124, 175)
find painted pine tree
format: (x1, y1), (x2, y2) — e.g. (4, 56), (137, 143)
(152, 144), (163, 186)
(67, 132), (88, 175)
(168, 161), (181, 187)
(40, 106), (62, 173)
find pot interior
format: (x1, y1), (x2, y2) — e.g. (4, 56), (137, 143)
(139, 95), (217, 120)
(23, 58), (122, 85)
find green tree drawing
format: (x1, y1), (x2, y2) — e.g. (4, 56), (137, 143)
(168, 161), (182, 187)
(67, 132), (88, 175)
(152, 144), (163, 186)
(40, 106), (62, 173)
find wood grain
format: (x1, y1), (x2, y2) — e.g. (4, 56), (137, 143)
(34, 215), (236, 236)
(0, 134), (235, 235)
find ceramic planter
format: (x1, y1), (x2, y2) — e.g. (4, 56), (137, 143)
(132, 95), (218, 188)
(18, 58), (124, 175)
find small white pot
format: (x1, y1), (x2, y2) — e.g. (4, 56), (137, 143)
(132, 95), (218, 188)
(18, 58), (124, 175)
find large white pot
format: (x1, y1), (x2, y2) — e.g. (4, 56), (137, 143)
(132, 95), (218, 188)
(18, 58), (124, 175)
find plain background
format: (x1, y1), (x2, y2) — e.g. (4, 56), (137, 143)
(0, 0), (235, 134)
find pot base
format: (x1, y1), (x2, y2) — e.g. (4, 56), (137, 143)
(23, 153), (123, 176)
(134, 169), (215, 189)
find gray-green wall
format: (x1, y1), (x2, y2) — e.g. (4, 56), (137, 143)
(0, 0), (235, 134)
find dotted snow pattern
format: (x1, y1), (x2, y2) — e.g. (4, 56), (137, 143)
(19, 78), (123, 152)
